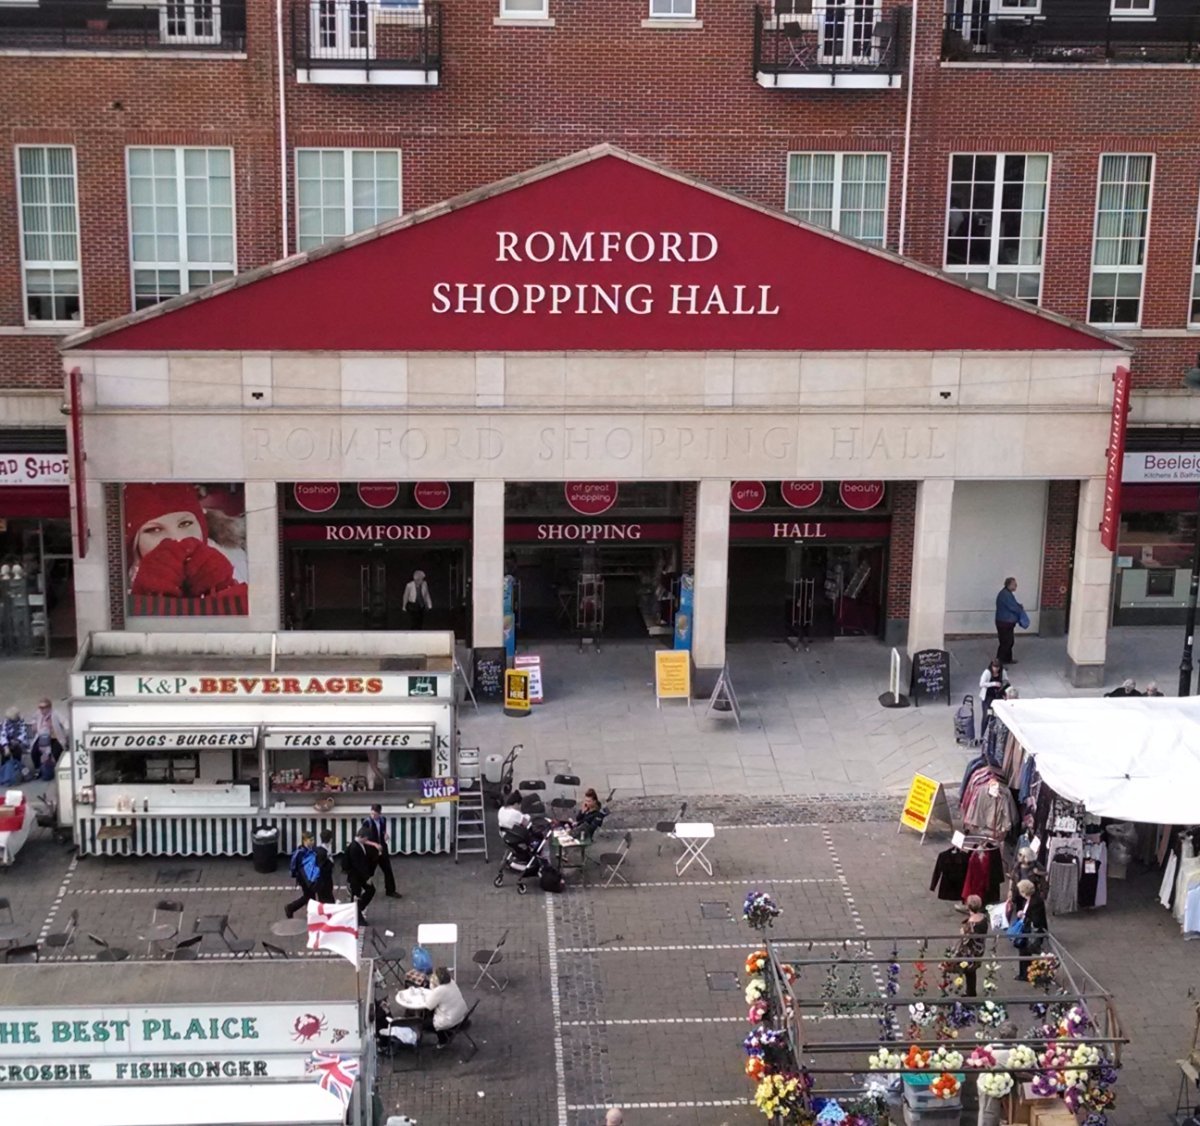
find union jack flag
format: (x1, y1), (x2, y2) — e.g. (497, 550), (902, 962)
(306, 1051), (360, 1106)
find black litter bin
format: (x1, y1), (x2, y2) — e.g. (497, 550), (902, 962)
(252, 826), (279, 874)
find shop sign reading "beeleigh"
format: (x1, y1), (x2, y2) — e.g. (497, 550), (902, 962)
(1122, 451), (1200, 483)
(430, 230), (781, 318)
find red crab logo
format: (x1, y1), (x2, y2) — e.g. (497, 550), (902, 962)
(292, 1013), (329, 1042)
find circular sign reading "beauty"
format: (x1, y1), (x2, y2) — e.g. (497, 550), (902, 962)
(564, 481), (618, 516)
(781, 481), (823, 509)
(730, 481), (766, 512)
(294, 482), (340, 513)
(839, 481), (885, 511)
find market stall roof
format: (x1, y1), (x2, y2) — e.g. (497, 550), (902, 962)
(0, 1083), (345, 1125)
(992, 696), (1200, 824)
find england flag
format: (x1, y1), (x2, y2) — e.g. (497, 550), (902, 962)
(306, 901), (361, 969)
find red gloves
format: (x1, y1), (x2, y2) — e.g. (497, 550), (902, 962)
(132, 538), (236, 598)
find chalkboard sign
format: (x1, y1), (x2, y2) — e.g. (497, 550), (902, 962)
(474, 647), (505, 701)
(909, 649), (951, 706)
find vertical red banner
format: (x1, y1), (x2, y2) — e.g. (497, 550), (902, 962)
(68, 366), (88, 559)
(1099, 365), (1130, 552)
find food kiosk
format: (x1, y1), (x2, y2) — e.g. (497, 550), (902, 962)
(67, 631), (459, 857)
(0, 961), (372, 1126)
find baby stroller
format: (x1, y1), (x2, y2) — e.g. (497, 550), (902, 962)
(493, 824), (553, 895)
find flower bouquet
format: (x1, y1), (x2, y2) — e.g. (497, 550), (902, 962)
(976, 1000), (1008, 1028)
(746, 949), (768, 975)
(965, 1047), (996, 1070)
(908, 1002), (937, 1027)
(746, 1055), (770, 1081)
(1059, 1004), (1091, 1038)
(745, 1026), (788, 1057)
(868, 1048), (903, 1072)
(746, 976), (768, 1004)
(930, 1074), (960, 1100)
(1030, 1071), (1061, 1098)
(903, 1045), (931, 1070)
(744, 889), (781, 932)
(930, 1046), (964, 1071)
(1038, 1042), (1071, 1071)
(1027, 955), (1059, 990)
(753, 1073), (809, 1120)
(977, 1071), (1014, 1098)
(749, 999), (771, 1025)
(1068, 1043), (1101, 1068)
(1006, 1044), (1038, 1070)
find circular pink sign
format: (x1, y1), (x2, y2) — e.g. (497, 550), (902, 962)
(294, 482), (340, 513)
(781, 481), (823, 510)
(839, 481), (885, 511)
(564, 481), (618, 516)
(730, 481), (766, 513)
(358, 482), (400, 509)
(413, 482), (451, 511)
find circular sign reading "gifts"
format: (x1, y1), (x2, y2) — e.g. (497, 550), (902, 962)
(294, 482), (340, 513)
(730, 481), (766, 512)
(564, 482), (618, 516)
(781, 481), (823, 509)
(839, 481), (885, 511)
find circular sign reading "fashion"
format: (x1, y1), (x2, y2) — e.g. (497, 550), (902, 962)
(357, 482), (400, 509)
(413, 482), (451, 511)
(781, 480), (823, 509)
(294, 482), (340, 513)
(839, 481), (885, 511)
(564, 481), (618, 516)
(730, 481), (766, 512)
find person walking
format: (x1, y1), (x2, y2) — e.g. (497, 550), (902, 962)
(29, 697), (67, 777)
(284, 832), (320, 919)
(313, 828), (335, 904)
(342, 832), (377, 924)
(1105, 678), (1142, 697)
(402, 570), (432, 630)
(978, 659), (1008, 739)
(994, 577), (1025, 665)
(1014, 878), (1047, 981)
(361, 803), (400, 899)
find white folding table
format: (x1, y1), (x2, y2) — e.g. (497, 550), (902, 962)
(416, 922), (458, 978)
(673, 822), (715, 877)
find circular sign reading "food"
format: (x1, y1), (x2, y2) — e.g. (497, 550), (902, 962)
(730, 481), (766, 512)
(838, 481), (885, 511)
(294, 482), (340, 513)
(564, 481), (618, 516)
(781, 480), (823, 509)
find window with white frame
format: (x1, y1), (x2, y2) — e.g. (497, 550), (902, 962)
(944, 153), (1049, 305)
(650, 0), (695, 18)
(785, 152), (888, 247)
(1088, 153), (1153, 327)
(994, 0), (1042, 15)
(499, 0), (548, 17)
(16, 146), (81, 325)
(1110, 0), (1153, 16)
(127, 147), (235, 311)
(296, 149), (401, 252)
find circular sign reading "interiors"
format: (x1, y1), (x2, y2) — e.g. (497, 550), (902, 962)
(564, 482), (618, 516)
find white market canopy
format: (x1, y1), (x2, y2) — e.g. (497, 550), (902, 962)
(992, 696), (1200, 824)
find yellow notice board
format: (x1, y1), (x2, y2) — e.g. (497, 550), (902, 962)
(899, 773), (953, 843)
(504, 668), (531, 716)
(655, 650), (692, 707)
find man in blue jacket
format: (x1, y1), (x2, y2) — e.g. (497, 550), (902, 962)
(995, 577), (1025, 665)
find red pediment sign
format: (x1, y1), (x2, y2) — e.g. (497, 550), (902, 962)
(74, 149), (1118, 354)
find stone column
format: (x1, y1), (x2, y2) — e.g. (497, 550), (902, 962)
(692, 478), (731, 681)
(907, 479), (955, 656)
(472, 479), (505, 649)
(243, 481), (279, 632)
(72, 477), (109, 644)
(1065, 477), (1110, 687)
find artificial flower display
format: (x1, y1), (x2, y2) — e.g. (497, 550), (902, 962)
(1060, 1005), (1092, 1037)
(744, 889), (782, 931)
(1027, 955), (1059, 989)
(1006, 1044), (1038, 1070)
(744, 1026), (787, 1057)
(1030, 1071), (1061, 1098)
(748, 999), (770, 1025)
(965, 1046), (996, 1069)
(977, 1071), (1014, 1098)
(976, 1000), (1008, 1027)
(746, 1055), (769, 1081)
(868, 1048), (903, 1071)
(753, 1073), (807, 1120)
(929, 1073), (960, 1100)
(929, 1046), (963, 1070)
(908, 1002), (936, 1026)
(903, 1045), (930, 1070)
(746, 976), (767, 1004)
(746, 949), (768, 975)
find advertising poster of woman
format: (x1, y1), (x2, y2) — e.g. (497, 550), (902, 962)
(123, 483), (248, 616)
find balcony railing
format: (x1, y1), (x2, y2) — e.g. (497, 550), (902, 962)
(0, 1), (246, 52)
(292, 1), (442, 84)
(943, 11), (1200, 63)
(754, 4), (908, 86)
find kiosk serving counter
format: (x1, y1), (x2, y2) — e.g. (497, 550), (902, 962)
(67, 631), (458, 858)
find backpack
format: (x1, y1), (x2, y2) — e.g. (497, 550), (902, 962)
(411, 945), (433, 974)
(539, 865), (565, 893)
(289, 845), (313, 881)
(301, 849), (321, 884)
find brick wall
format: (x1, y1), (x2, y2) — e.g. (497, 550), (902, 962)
(884, 480), (915, 643)
(104, 483), (124, 630)
(1039, 479), (1079, 635)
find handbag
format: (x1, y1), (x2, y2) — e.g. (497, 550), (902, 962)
(1017, 610), (1030, 630)
(1007, 914), (1028, 949)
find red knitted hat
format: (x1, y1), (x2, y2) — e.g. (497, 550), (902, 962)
(124, 483), (208, 558)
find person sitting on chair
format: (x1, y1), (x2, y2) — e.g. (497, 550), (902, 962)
(498, 790), (531, 834)
(410, 967), (468, 1047)
(572, 788), (608, 839)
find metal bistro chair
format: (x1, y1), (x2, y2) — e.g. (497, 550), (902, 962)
(43, 909), (79, 961)
(656, 800), (688, 856)
(220, 922), (255, 958)
(138, 899), (183, 958)
(436, 998), (480, 1062)
(549, 774), (580, 818)
(170, 935), (204, 961)
(599, 832), (634, 888)
(4, 943), (39, 963)
(370, 930), (407, 990)
(471, 930), (509, 992)
(262, 941), (290, 959)
(87, 933), (130, 962)
(517, 779), (546, 817)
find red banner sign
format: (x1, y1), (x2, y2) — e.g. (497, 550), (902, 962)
(283, 523), (471, 542)
(781, 480), (823, 509)
(358, 482), (400, 509)
(731, 520), (891, 542)
(294, 482), (340, 513)
(1100, 365), (1131, 552)
(839, 481), (885, 511)
(564, 481), (618, 516)
(506, 521), (682, 543)
(730, 481), (766, 512)
(414, 482), (451, 511)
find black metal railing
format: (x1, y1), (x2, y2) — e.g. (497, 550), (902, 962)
(943, 11), (1200, 62)
(292, 0), (442, 74)
(754, 3), (907, 79)
(0, 1), (246, 52)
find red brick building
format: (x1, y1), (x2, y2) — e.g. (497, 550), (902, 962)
(0, 0), (1194, 661)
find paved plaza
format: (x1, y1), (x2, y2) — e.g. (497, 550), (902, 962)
(0, 627), (1196, 1124)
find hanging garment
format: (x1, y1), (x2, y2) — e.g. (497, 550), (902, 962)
(1080, 839), (1107, 909)
(962, 847), (999, 903)
(1047, 855), (1079, 916)
(931, 848), (971, 901)
(1161, 849), (1180, 910)
(1185, 880), (1200, 935)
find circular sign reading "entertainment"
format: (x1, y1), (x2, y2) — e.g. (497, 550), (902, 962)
(294, 482), (340, 513)
(357, 482), (400, 509)
(564, 482), (618, 516)
(839, 481), (885, 511)
(730, 481), (766, 512)
(781, 481), (823, 509)
(413, 482), (451, 511)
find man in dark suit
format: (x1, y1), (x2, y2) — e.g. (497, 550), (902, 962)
(313, 828), (335, 904)
(343, 833), (377, 924)
(361, 803), (400, 899)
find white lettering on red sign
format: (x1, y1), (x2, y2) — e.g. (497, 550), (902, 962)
(839, 481), (885, 511)
(413, 482), (451, 511)
(537, 524), (643, 541)
(294, 482), (340, 512)
(771, 523), (827, 539)
(730, 481), (766, 512)
(564, 482), (618, 516)
(357, 482), (400, 509)
(324, 525), (432, 541)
